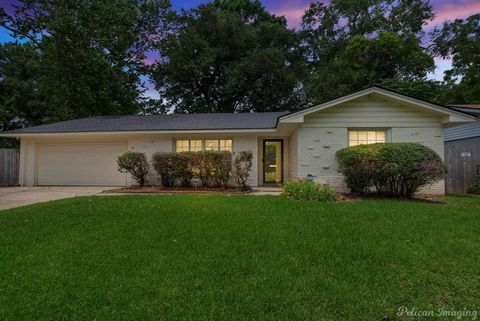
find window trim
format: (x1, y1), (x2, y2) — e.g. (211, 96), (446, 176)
(348, 128), (390, 147)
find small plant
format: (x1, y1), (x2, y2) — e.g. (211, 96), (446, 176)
(117, 151), (149, 186)
(467, 180), (480, 195)
(282, 179), (336, 202)
(467, 166), (480, 195)
(232, 151), (253, 191)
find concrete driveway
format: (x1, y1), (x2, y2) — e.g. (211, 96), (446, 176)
(0, 187), (112, 211)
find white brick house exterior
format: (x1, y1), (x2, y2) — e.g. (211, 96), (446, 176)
(2, 86), (475, 194)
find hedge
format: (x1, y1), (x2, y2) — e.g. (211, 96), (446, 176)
(336, 143), (446, 198)
(152, 151), (232, 188)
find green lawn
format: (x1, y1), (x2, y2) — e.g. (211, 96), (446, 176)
(0, 195), (479, 321)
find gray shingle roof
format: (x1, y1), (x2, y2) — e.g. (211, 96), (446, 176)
(6, 112), (289, 134)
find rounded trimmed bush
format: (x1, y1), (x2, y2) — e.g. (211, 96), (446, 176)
(336, 143), (446, 198)
(335, 144), (383, 194)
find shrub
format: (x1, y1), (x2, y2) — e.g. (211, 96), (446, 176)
(467, 168), (480, 195)
(151, 152), (172, 187)
(232, 151), (253, 190)
(335, 144), (382, 194)
(117, 151), (149, 186)
(192, 150), (232, 188)
(336, 143), (446, 198)
(152, 152), (192, 187)
(467, 180), (480, 195)
(152, 151), (232, 188)
(210, 151), (232, 188)
(282, 179), (337, 202)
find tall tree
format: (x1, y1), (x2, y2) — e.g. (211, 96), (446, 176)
(432, 14), (480, 103)
(0, 42), (46, 132)
(0, 0), (170, 127)
(150, 0), (307, 113)
(301, 0), (435, 102)
(379, 78), (452, 104)
(0, 42), (47, 147)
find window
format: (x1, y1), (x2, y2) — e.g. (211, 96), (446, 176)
(176, 140), (190, 152)
(175, 139), (232, 152)
(349, 130), (386, 146)
(190, 140), (203, 152)
(205, 140), (219, 151)
(219, 140), (232, 152)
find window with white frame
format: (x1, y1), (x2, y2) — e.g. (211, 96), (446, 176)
(190, 140), (203, 152)
(205, 140), (219, 151)
(175, 139), (233, 152)
(348, 130), (386, 146)
(175, 140), (190, 152)
(219, 140), (232, 151)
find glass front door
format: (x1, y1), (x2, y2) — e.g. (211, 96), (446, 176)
(263, 140), (283, 184)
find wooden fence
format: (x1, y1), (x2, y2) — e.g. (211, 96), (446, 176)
(0, 149), (20, 186)
(445, 137), (480, 194)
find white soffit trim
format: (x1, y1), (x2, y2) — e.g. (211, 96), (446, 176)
(279, 86), (476, 124)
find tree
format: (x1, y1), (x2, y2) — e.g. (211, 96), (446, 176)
(0, 42), (48, 147)
(0, 0), (170, 126)
(301, 0), (435, 102)
(0, 43), (47, 131)
(150, 0), (307, 113)
(432, 14), (480, 103)
(380, 78), (452, 105)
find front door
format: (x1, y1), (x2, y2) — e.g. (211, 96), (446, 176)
(263, 140), (283, 184)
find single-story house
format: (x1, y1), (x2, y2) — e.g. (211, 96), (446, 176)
(1, 86), (475, 194)
(444, 105), (480, 194)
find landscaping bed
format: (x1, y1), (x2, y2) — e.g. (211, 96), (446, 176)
(104, 186), (251, 194)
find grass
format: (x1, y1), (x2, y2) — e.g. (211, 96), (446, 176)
(0, 195), (479, 321)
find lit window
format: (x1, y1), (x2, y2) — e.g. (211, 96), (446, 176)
(205, 140), (219, 151)
(349, 130), (386, 146)
(219, 140), (232, 152)
(175, 139), (233, 152)
(176, 140), (189, 152)
(190, 140), (203, 152)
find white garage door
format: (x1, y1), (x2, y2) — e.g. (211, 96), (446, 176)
(37, 143), (128, 186)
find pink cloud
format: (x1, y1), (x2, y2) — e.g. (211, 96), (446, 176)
(265, 0), (311, 29)
(427, 0), (480, 27)
(271, 6), (308, 28)
(266, 0), (479, 29)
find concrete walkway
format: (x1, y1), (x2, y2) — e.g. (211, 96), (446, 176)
(0, 187), (112, 211)
(251, 187), (282, 195)
(0, 186), (283, 211)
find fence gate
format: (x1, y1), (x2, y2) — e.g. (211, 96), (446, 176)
(0, 149), (20, 186)
(445, 137), (480, 194)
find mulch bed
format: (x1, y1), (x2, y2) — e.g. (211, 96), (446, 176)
(103, 186), (251, 194)
(103, 187), (445, 203)
(337, 192), (446, 204)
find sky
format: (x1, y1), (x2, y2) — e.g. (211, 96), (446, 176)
(1, 0), (479, 98)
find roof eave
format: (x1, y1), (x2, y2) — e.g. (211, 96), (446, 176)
(0, 127), (279, 138)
